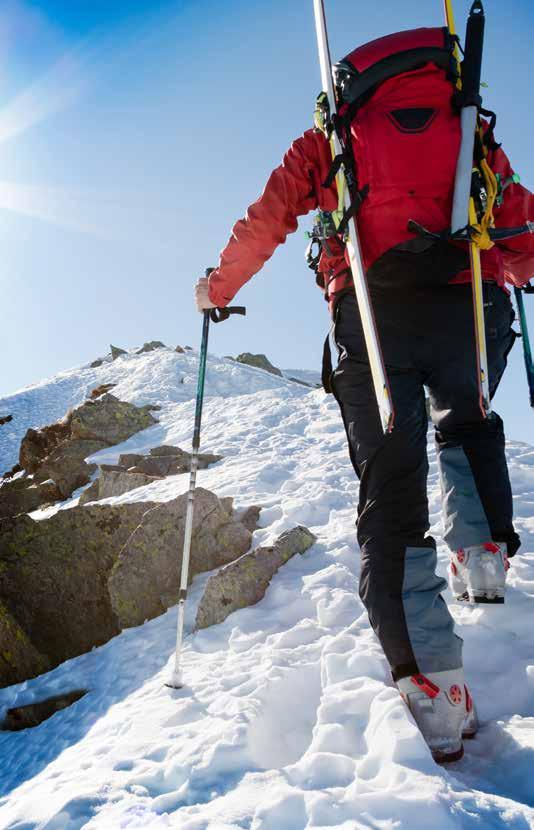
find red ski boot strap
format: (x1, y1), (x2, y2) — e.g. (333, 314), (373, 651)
(411, 674), (440, 698)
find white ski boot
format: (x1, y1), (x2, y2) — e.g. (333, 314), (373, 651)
(449, 541), (509, 604)
(397, 668), (478, 763)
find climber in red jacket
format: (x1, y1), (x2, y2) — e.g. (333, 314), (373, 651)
(194, 27), (534, 763)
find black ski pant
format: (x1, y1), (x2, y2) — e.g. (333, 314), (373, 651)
(331, 283), (519, 681)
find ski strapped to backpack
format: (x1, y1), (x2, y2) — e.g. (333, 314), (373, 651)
(312, 0), (394, 434)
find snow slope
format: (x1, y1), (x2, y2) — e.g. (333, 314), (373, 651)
(0, 348), (534, 829)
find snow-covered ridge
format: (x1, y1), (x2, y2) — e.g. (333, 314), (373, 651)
(0, 347), (533, 828)
(0, 347), (309, 475)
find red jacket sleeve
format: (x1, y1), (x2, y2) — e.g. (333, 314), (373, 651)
(490, 144), (534, 287)
(208, 130), (322, 307)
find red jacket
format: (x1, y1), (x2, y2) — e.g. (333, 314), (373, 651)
(208, 127), (534, 315)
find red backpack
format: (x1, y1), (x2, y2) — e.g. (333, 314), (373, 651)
(320, 27), (477, 288)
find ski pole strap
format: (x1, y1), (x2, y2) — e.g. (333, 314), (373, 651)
(210, 306), (247, 324)
(203, 267), (246, 323)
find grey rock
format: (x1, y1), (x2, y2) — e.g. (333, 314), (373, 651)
(109, 488), (253, 628)
(34, 439), (106, 498)
(70, 394), (157, 445)
(110, 345), (127, 360)
(131, 447), (221, 478)
(1, 463), (22, 482)
(118, 453), (145, 469)
(238, 505), (262, 533)
(0, 477), (62, 520)
(0, 503), (149, 685)
(136, 341), (166, 354)
(89, 383), (116, 400)
(149, 445), (182, 457)
(90, 358), (104, 368)
(194, 526), (316, 630)
(2, 395), (158, 519)
(175, 346), (185, 353)
(101, 469), (160, 501)
(78, 479), (100, 506)
(80, 445), (222, 506)
(2, 689), (87, 731)
(235, 353), (282, 377)
(20, 421), (71, 475)
(0, 485), (256, 687)
(0, 600), (51, 686)
(79, 467), (160, 506)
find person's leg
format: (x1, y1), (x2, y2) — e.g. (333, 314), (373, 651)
(331, 294), (462, 682)
(427, 283), (520, 600)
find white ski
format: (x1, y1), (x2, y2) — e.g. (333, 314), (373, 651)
(313, 0), (394, 433)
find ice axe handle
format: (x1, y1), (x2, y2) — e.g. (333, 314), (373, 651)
(204, 266), (247, 324)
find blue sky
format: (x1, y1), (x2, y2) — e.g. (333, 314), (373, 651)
(0, 0), (532, 441)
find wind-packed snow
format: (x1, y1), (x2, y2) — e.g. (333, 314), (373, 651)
(0, 347), (534, 829)
(0, 347), (304, 475)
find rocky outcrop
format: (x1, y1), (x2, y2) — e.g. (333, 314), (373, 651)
(235, 353), (282, 377)
(110, 345), (127, 360)
(131, 446), (221, 477)
(79, 467), (159, 505)
(109, 488), (252, 628)
(194, 526), (316, 630)
(1, 689), (87, 731)
(0, 600), (51, 688)
(137, 341), (166, 354)
(0, 395), (158, 519)
(238, 505), (262, 533)
(118, 453), (145, 468)
(0, 477), (62, 520)
(0, 415), (13, 426)
(0, 505), (147, 676)
(19, 420), (71, 475)
(89, 383), (116, 400)
(90, 358), (104, 368)
(69, 394), (156, 445)
(0, 489), (255, 686)
(78, 445), (222, 506)
(175, 346), (185, 353)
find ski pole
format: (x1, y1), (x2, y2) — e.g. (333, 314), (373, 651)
(514, 283), (534, 408)
(166, 270), (245, 690)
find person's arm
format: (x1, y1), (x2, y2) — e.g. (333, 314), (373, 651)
(205, 130), (324, 308)
(490, 143), (534, 287)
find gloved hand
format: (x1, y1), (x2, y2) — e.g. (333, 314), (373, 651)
(194, 276), (216, 312)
